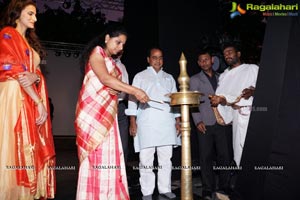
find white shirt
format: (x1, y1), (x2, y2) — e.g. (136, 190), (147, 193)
(125, 66), (181, 152)
(115, 58), (129, 101)
(216, 64), (259, 124)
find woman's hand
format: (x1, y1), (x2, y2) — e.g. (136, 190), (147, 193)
(134, 88), (149, 103)
(36, 101), (48, 125)
(18, 71), (39, 87)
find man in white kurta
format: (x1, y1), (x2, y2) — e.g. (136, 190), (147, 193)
(125, 48), (180, 200)
(210, 44), (259, 167)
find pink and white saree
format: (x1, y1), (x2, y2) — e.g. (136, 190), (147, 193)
(75, 46), (129, 200)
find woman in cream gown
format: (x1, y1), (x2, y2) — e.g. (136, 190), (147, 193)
(0, 1), (56, 199)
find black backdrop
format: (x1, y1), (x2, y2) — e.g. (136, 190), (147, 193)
(123, 1), (300, 199)
(122, 0), (221, 82)
(235, 16), (300, 200)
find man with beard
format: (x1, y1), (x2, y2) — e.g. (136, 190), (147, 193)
(209, 43), (259, 167)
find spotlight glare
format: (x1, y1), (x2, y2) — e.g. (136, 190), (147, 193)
(55, 51), (61, 56)
(64, 52), (71, 57)
(73, 52), (79, 58)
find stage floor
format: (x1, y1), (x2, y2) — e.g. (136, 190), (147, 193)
(53, 137), (204, 200)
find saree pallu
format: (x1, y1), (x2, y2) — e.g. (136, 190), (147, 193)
(0, 27), (56, 200)
(75, 46), (129, 200)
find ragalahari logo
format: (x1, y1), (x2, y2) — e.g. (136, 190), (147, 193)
(230, 2), (246, 19)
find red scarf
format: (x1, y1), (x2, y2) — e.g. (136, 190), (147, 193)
(0, 26), (56, 196)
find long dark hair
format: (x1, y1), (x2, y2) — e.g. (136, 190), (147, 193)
(80, 24), (128, 74)
(0, 0), (46, 58)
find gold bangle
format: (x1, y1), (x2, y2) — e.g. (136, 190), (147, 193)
(35, 75), (41, 83)
(35, 98), (43, 106)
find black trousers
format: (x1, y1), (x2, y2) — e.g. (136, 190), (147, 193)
(117, 101), (129, 164)
(197, 123), (232, 194)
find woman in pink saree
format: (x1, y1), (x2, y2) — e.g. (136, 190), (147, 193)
(0, 0), (56, 199)
(75, 25), (149, 200)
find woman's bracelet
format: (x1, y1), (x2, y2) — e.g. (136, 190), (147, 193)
(35, 98), (43, 106)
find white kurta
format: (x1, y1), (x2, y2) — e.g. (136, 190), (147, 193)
(125, 67), (180, 152)
(216, 64), (259, 166)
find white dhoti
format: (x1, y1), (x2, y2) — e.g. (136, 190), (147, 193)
(232, 109), (251, 166)
(216, 64), (259, 166)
